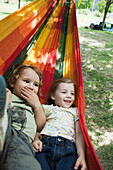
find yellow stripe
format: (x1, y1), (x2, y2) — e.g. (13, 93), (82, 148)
(0, 0), (47, 41)
(78, 0), (81, 6)
(24, 0), (63, 65)
(63, 3), (73, 79)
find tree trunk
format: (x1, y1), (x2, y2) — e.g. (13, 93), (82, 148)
(18, 0), (21, 9)
(101, 0), (111, 29)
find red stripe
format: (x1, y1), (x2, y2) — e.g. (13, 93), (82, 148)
(0, 0), (58, 76)
(73, 1), (102, 169)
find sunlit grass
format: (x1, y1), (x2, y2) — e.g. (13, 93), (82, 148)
(79, 27), (113, 170)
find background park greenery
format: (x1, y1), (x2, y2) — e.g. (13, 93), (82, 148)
(78, 26), (113, 170)
(0, 0), (113, 169)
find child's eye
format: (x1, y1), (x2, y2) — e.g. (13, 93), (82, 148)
(34, 83), (39, 87)
(71, 92), (75, 95)
(23, 80), (29, 83)
(61, 91), (66, 94)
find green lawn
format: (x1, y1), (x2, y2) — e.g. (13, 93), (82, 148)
(78, 27), (113, 170)
(0, 12), (11, 20)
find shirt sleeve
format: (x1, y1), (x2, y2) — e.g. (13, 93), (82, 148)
(42, 104), (52, 117)
(71, 107), (79, 121)
(75, 108), (79, 121)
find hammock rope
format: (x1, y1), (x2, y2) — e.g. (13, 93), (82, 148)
(0, 0), (102, 169)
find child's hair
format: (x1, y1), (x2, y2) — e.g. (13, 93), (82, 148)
(7, 64), (43, 96)
(46, 78), (77, 106)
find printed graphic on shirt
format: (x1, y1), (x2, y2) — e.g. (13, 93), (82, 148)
(10, 107), (27, 131)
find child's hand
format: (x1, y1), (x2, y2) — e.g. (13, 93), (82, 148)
(32, 139), (42, 153)
(74, 156), (87, 170)
(20, 87), (41, 109)
(6, 88), (12, 105)
(21, 87), (46, 132)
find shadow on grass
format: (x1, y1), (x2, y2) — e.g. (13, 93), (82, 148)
(79, 28), (113, 130)
(79, 27), (113, 169)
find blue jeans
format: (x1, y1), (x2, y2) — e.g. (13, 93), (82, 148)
(35, 136), (78, 170)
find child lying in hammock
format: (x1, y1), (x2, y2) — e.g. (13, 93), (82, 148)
(0, 64), (46, 170)
(33, 78), (87, 170)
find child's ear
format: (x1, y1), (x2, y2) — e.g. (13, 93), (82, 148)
(51, 95), (55, 101)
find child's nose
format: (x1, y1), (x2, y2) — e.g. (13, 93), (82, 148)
(67, 92), (71, 97)
(28, 83), (33, 90)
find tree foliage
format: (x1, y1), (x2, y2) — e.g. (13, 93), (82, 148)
(101, 0), (113, 28)
(77, 0), (93, 9)
(98, 0), (113, 13)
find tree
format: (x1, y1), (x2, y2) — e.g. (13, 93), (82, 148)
(101, 0), (113, 28)
(18, 0), (21, 9)
(18, 0), (33, 9)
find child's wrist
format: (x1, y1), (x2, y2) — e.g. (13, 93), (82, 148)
(33, 104), (42, 111)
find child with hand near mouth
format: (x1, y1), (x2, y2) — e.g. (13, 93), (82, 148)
(0, 64), (46, 170)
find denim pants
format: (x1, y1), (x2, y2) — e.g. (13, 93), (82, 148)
(35, 136), (78, 170)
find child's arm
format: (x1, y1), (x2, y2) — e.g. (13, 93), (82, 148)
(74, 120), (87, 170)
(32, 132), (42, 152)
(20, 87), (46, 132)
(33, 101), (46, 132)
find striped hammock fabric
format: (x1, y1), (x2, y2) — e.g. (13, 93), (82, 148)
(0, 0), (102, 169)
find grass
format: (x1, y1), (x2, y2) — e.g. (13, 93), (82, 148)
(76, 9), (113, 27)
(78, 27), (113, 169)
(0, 2), (18, 20)
(0, 12), (11, 20)
(0, 3), (113, 169)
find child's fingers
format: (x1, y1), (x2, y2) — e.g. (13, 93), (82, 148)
(74, 158), (81, 169)
(21, 88), (30, 96)
(39, 142), (43, 152)
(21, 88), (36, 99)
(6, 88), (12, 104)
(33, 147), (39, 153)
(22, 87), (36, 94)
(6, 88), (10, 92)
(32, 142), (40, 152)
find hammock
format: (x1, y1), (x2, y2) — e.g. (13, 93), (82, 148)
(0, 0), (102, 169)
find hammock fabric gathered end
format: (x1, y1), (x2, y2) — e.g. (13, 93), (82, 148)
(0, 0), (102, 169)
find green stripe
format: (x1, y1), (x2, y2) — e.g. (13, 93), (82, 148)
(53, 0), (70, 81)
(4, 0), (59, 80)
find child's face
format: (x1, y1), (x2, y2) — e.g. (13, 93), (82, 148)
(12, 68), (40, 98)
(51, 83), (75, 108)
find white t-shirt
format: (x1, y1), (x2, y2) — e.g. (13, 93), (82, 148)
(41, 104), (79, 142)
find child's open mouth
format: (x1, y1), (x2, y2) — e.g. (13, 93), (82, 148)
(64, 100), (71, 103)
